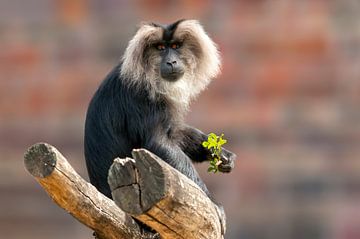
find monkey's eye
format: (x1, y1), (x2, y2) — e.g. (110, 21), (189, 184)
(156, 43), (166, 51)
(170, 43), (180, 49)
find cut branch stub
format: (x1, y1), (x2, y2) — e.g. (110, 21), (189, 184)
(108, 152), (166, 215)
(108, 148), (225, 239)
(24, 143), (146, 239)
(24, 143), (57, 178)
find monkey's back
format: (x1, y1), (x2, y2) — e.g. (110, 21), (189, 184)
(84, 65), (173, 198)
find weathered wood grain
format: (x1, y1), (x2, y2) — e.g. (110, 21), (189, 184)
(108, 149), (225, 239)
(24, 143), (225, 239)
(24, 143), (145, 239)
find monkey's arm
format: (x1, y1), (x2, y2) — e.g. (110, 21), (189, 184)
(179, 126), (236, 173)
(179, 126), (208, 162)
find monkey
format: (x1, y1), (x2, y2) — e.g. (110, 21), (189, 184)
(84, 19), (236, 206)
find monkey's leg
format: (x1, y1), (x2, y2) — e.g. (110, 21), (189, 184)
(145, 142), (211, 196)
(145, 141), (227, 232)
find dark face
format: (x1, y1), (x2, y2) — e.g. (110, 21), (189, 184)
(154, 20), (185, 82)
(157, 43), (185, 81)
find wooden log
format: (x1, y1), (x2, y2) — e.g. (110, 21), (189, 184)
(23, 143), (147, 239)
(108, 149), (225, 239)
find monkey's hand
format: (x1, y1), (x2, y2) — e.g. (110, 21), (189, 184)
(218, 148), (236, 173)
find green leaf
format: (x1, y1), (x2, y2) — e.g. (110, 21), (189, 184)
(208, 166), (218, 173)
(207, 133), (218, 149)
(208, 133), (217, 140)
(218, 134), (227, 147)
(202, 141), (209, 148)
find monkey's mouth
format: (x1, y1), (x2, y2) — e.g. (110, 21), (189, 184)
(161, 70), (184, 82)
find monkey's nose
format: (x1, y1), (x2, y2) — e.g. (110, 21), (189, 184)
(160, 59), (184, 81)
(166, 61), (177, 68)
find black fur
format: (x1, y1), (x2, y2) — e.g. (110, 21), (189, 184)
(84, 64), (235, 199)
(162, 19), (184, 41)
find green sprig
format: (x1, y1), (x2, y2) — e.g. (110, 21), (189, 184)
(202, 133), (227, 173)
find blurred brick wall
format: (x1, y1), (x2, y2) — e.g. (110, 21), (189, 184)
(1, 1), (360, 239)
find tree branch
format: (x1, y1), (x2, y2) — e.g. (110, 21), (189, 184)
(24, 143), (145, 239)
(108, 149), (225, 239)
(24, 143), (225, 239)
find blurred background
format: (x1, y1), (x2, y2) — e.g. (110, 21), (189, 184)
(1, 0), (360, 238)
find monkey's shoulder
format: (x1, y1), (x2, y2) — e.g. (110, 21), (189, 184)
(88, 65), (166, 119)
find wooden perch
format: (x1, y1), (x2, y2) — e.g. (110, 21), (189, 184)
(24, 143), (225, 239)
(108, 149), (225, 239)
(23, 143), (147, 239)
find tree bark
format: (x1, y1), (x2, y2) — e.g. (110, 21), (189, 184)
(24, 143), (146, 239)
(108, 149), (225, 239)
(24, 143), (225, 239)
